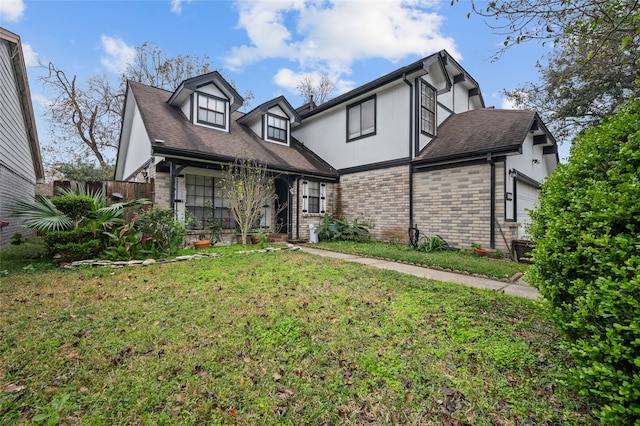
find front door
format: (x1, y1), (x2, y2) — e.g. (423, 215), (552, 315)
(274, 178), (290, 236)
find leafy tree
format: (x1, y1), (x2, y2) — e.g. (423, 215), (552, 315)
(220, 158), (274, 245)
(457, 0), (639, 142)
(527, 98), (640, 423)
(462, 0), (639, 61)
(54, 159), (115, 182)
(297, 73), (335, 104)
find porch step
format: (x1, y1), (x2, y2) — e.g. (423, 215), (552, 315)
(270, 233), (289, 243)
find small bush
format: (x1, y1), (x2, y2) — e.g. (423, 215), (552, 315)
(51, 194), (95, 224)
(43, 227), (104, 261)
(528, 98), (640, 422)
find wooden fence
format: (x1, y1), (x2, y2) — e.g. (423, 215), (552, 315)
(38, 180), (154, 205)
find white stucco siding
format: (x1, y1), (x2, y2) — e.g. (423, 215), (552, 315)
(0, 40), (35, 185)
(506, 133), (554, 183)
(515, 181), (538, 239)
(121, 105), (152, 180)
(294, 84), (410, 170)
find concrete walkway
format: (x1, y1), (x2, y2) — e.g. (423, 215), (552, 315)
(298, 246), (540, 300)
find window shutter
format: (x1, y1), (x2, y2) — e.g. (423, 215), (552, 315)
(320, 183), (326, 214)
(302, 180), (308, 213)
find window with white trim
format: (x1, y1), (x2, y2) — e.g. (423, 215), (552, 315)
(347, 96), (376, 141)
(266, 114), (288, 143)
(420, 80), (436, 135)
(302, 180), (326, 214)
(197, 93), (227, 128)
(185, 174), (235, 230)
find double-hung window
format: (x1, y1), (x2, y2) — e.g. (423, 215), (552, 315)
(347, 96), (376, 141)
(266, 114), (288, 143)
(197, 93), (227, 128)
(302, 180), (326, 214)
(420, 80), (436, 136)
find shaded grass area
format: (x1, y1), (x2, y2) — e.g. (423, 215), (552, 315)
(0, 250), (594, 424)
(0, 236), (55, 275)
(311, 241), (528, 280)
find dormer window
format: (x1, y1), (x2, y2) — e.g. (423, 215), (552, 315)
(197, 93), (227, 129)
(267, 114), (288, 143)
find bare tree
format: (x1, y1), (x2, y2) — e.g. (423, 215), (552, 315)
(220, 158), (274, 245)
(297, 73), (335, 104)
(41, 63), (121, 169)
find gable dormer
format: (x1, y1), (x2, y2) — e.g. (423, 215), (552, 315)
(167, 71), (244, 132)
(237, 96), (301, 146)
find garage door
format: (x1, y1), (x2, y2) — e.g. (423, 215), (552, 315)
(516, 182), (539, 239)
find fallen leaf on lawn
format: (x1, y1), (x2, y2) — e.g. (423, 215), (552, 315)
(277, 387), (294, 398)
(157, 375), (165, 381)
(273, 372), (282, 381)
(405, 391), (414, 403)
(243, 356), (251, 363)
(245, 338), (251, 348)
(228, 409), (237, 416)
(2, 384), (25, 392)
(78, 387), (89, 393)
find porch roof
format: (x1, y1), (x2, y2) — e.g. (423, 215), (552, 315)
(413, 109), (541, 165)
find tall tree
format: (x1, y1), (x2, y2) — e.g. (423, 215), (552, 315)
(458, 0), (639, 142)
(297, 73), (335, 104)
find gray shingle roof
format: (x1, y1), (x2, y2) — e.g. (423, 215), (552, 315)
(413, 108), (538, 164)
(129, 80), (337, 178)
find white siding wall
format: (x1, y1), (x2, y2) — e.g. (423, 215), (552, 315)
(0, 39), (37, 247)
(293, 81), (410, 170)
(121, 104), (152, 180)
(0, 40), (35, 186)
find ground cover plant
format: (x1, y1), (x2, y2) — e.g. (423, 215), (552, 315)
(312, 240), (527, 280)
(0, 249), (595, 424)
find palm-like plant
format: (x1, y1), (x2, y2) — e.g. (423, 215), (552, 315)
(12, 185), (150, 233)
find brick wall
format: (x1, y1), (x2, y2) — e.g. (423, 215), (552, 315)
(154, 172), (171, 209)
(413, 161), (510, 252)
(338, 165), (411, 241)
(0, 166), (35, 248)
(292, 179), (336, 241)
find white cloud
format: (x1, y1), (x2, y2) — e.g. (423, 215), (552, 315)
(501, 97), (518, 110)
(100, 35), (135, 75)
(0, 0), (25, 22)
(226, 0), (459, 94)
(170, 0), (193, 14)
(21, 43), (39, 67)
(32, 93), (53, 110)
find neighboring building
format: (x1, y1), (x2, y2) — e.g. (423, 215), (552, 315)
(0, 28), (45, 248)
(115, 50), (558, 251)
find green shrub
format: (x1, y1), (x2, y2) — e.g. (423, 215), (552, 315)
(134, 207), (186, 256)
(43, 227), (104, 261)
(316, 214), (371, 242)
(51, 194), (95, 226)
(528, 98), (640, 423)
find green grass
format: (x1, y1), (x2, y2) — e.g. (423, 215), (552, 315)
(0, 236), (55, 275)
(311, 241), (528, 280)
(0, 247), (596, 424)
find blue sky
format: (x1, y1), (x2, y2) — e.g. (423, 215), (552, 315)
(1, 0), (568, 162)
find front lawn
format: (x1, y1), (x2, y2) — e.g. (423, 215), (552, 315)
(0, 249), (594, 424)
(311, 241), (528, 280)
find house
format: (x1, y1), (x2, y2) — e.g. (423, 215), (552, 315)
(0, 28), (45, 248)
(115, 50), (558, 251)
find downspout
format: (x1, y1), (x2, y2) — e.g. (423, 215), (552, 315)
(403, 73), (414, 228)
(287, 175), (293, 241)
(296, 177), (301, 240)
(491, 163), (496, 248)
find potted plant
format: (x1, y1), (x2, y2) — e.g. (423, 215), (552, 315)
(187, 213), (210, 249)
(250, 229), (270, 245)
(472, 242), (487, 257)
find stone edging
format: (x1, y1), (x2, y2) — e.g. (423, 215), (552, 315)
(63, 244), (302, 269)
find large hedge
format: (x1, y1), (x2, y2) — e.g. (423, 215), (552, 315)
(528, 98), (640, 423)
